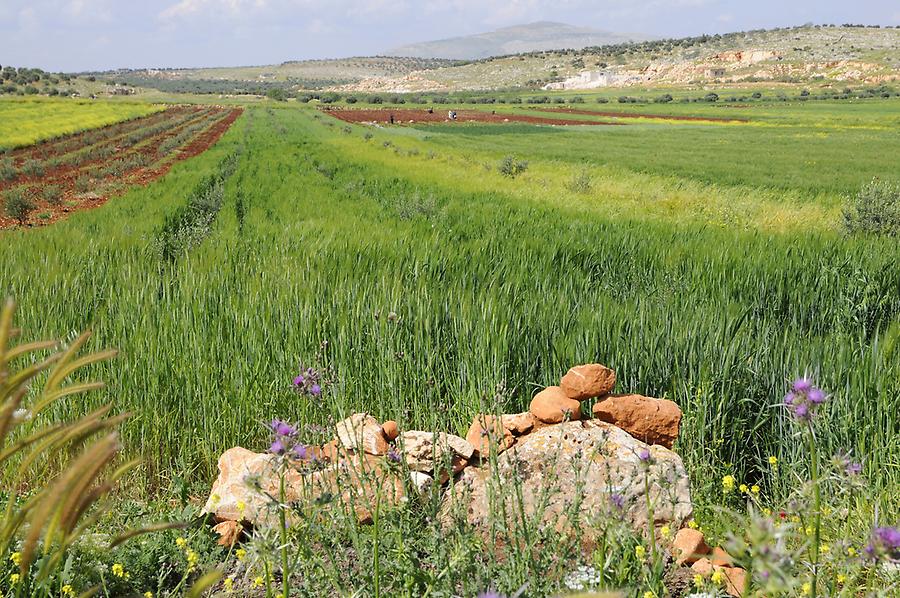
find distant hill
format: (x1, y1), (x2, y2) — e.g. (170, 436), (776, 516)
(387, 21), (648, 60)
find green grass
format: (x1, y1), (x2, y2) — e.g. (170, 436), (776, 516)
(0, 103), (897, 504)
(0, 98), (161, 149)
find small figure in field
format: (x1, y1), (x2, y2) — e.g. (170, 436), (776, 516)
(389, 113), (395, 124)
(448, 110), (457, 121)
(427, 107), (434, 114)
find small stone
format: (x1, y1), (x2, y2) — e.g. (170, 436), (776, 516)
(501, 412), (534, 435)
(336, 413), (389, 455)
(560, 363), (616, 400)
(355, 506), (373, 525)
(711, 546), (733, 567)
(409, 471), (433, 494)
(212, 520), (243, 547)
(592, 394), (682, 449)
(382, 420), (400, 441)
(672, 528), (710, 565)
(721, 566), (748, 597)
(465, 414), (514, 456)
(691, 558), (714, 576)
(400, 430), (475, 473)
(529, 386), (581, 424)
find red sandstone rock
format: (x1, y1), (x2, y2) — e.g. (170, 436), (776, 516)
(672, 528), (710, 565)
(382, 420), (400, 441)
(592, 393), (682, 448)
(212, 520), (243, 547)
(530, 386), (582, 424)
(465, 414), (515, 456)
(560, 363), (616, 400)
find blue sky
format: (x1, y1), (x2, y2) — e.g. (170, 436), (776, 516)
(1, 0), (898, 72)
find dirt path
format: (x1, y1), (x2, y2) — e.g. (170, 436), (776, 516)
(322, 107), (624, 126)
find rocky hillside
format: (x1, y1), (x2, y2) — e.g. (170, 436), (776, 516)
(387, 21), (648, 60)
(340, 25), (900, 92)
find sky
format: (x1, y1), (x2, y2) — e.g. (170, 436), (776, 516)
(0, 0), (898, 72)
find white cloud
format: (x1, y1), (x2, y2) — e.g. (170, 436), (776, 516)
(160, 0), (268, 20)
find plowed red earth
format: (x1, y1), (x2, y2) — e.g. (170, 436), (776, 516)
(532, 107), (749, 123)
(322, 107), (624, 126)
(1, 107), (242, 230)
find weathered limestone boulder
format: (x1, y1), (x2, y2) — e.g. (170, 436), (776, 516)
(672, 528), (710, 565)
(444, 420), (692, 538)
(501, 412), (534, 435)
(560, 363), (616, 400)
(336, 413), (389, 455)
(592, 394), (682, 449)
(400, 431), (474, 480)
(530, 386), (581, 424)
(203, 445), (407, 527)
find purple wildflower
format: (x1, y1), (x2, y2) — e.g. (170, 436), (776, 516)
(270, 439), (286, 455)
(638, 448), (651, 462)
(609, 493), (625, 509)
(309, 383), (322, 396)
(865, 526), (900, 560)
(293, 444), (308, 460)
(293, 374), (305, 386)
(846, 462), (863, 476)
(783, 378), (827, 422)
(269, 419), (298, 437)
(792, 377), (813, 393)
(387, 448), (401, 463)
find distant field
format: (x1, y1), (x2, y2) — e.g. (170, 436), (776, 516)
(0, 99), (160, 149)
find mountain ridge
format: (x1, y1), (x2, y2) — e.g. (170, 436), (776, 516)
(387, 21), (650, 60)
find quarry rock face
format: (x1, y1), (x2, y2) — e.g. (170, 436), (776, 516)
(560, 363), (617, 400)
(445, 420), (693, 538)
(530, 385), (582, 423)
(592, 393), (683, 449)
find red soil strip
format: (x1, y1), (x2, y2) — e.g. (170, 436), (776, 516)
(321, 107), (624, 126)
(532, 107), (749, 123)
(1, 107), (243, 230)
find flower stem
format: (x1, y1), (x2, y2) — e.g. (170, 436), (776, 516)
(279, 465), (290, 598)
(807, 424), (822, 598)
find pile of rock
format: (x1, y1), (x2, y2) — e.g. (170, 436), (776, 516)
(202, 363), (744, 597)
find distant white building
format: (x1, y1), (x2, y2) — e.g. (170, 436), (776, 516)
(543, 70), (617, 90)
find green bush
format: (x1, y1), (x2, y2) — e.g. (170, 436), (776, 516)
(42, 184), (63, 206)
(3, 188), (34, 225)
(20, 159), (44, 177)
(0, 158), (16, 181)
(498, 155), (528, 178)
(843, 178), (900, 236)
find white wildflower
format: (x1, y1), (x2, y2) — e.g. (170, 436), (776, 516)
(563, 564), (602, 591)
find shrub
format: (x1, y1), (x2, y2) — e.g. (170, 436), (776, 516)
(497, 155), (529, 178)
(75, 175), (91, 193)
(0, 157), (16, 181)
(20, 159), (44, 177)
(3, 188), (35, 225)
(566, 168), (593, 194)
(43, 184), (63, 205)
(843, 178), (900, 236)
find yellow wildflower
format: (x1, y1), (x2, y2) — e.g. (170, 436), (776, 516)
(847, 547), (857, 557)
(751, 485), (760, 495)
(236, 500), (246, 514)
(762, 507), (772, 516)
(739, 483), (749, 494)
(805, 526), (813, 536)
(10, 573), (20, 585)
(144, 592), (154, 598)
(660, 525), (672, 540)
(821, 543), (831, 554)
(693, 573), (704, 587)
(111, 563), (125, 578)
(62, 585), (75, 597)
(837, 574), (847, 585)
(175, 537), (187, 548)
(186, 549), (199, 572)
(688, 520), (699, 530)
(643, 592), (655, 598)
(235, 548), (247, 561)
(768, 456), (778, 467)
(253, 576), (264, 588)
(791, 515), (801, 523)
(801, 581), (812, 595)
(635, 545), (646, 559)
(224, 577), (234, 592)
(722, 475), (736, 493)
(711, 569), (725, 585)
(10, 551), (21, 566)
